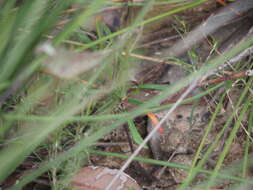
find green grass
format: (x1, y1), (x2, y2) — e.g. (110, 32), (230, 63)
(0, 0), (253, 189)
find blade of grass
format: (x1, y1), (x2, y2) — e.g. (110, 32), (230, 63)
(178, 93), (226, 189)
(0, 55), (45, 107)
(137, 84), (170, 90)
(0, 0), (17, 57)
(128, 120), (147, 148)
(242, 104), (253, 177)
(0, 77), (54, 140)
(0, 0), (49, 81)
(90, 149), (253, 184)
(0, 0), (72, 87)
(2, 83), (222, 123)
(0, 0), (73, 105)
(178, 76), (253, 190)
(0, 50), (114, 183)
(204, 94), (252, 189)
(0, 82), (10, 91)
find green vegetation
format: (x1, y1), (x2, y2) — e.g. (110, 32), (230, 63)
(0, 0), (252, 189)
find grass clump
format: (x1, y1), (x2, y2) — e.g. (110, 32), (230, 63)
(0, 0), (253, 189)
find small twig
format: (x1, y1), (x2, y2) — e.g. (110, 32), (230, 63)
(201, 70), (252, 86)
(44, 34), (87, 47)
(226, 88), (253, 143)
(162, 70), (253, 104)
(62, 7), (79, 15)
(148, 150), (179, 189)
(137, 35), (179, 48)
(55, 19), (69, 27)
(156, 150), (178, 178)
(18, 28), (87, 47)
(123, 124), (135, 153)
(122, 52), (182, 66)
(94, 142), (129, 146)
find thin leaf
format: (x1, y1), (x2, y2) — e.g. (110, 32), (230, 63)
(128, 120), (147, 148)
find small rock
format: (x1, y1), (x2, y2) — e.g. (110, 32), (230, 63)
(71, 166), (142, 190)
